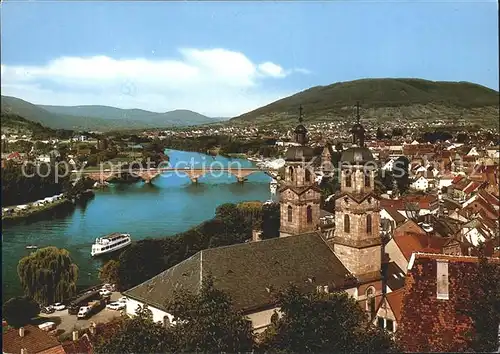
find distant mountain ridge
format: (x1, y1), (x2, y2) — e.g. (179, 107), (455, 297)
(1, 96), (226, 131)
(230, 78), (500, 127)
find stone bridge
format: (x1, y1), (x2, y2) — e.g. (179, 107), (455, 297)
(73, 167), (274, 184)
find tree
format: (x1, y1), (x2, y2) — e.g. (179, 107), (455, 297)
(376, 127), (385, 140)
(2, 296), (40, 328)
(168, 276), (255, 352)
(392, 156), (410, 194)
(17, 247), (78, 305)
(259, 285), (398, 353)
(99, 260), (121, 289)
(261, 202), (280, 239)
(462, 249), (500, 352)
(93, 305), (175, 354)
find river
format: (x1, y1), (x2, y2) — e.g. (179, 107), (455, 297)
(1, 150), (273, 301)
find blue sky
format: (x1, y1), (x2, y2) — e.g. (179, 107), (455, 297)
(1, 1), (498, 117)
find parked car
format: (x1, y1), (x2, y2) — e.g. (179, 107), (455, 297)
(117, 297), (127, 303)
(99, 289), (112, 297)
(41, 306), (55, 314)
(52, 303), (66, 311)
(77, 306), (90, 319)
(106, 302), (126, 311)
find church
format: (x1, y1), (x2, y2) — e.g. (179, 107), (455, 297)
(123, 106), (384, 333)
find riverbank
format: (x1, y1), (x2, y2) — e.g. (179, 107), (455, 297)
(2, 149), (273, 301)
(2, 198), (75, 226)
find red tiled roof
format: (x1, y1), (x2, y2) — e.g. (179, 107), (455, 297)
(462, 181), (482, 194)
(385, 288), (405, 322)
(383, 207), (407, 225)
(3, 325), (63, 354)
(61, 334), (93, 354)
(393, 233), (447, 261)
(451, 174), (465, 184)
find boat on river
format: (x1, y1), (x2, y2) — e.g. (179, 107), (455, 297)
(91, 233), (132, 257)
(26, 245), (38, 250)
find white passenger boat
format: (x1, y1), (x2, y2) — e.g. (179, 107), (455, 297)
(91, 233), (132, 257)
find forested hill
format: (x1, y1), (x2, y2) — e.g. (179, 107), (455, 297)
(1, 95), (226, 131)
(231, 78), (499, 126)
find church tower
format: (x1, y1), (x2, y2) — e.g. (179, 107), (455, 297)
(332, 103), (382, 278)
(279, 105), (322, 236)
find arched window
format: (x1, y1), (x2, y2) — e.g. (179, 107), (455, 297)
(344, 214), (350, 233)
(305, 168), (312, 183)
(306, 205), (313, 224)
(366, 214), (372, 233)
(364, 173), (371, 187)
(289, 166), (294, 182)
(366, 287), (376, 318)
(287, 205), (293, 222)
(345, 172), (352, 187)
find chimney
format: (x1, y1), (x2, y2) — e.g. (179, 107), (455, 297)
(72, 330), (79, 341)
(21, 349), (27, 354)
(19, 327), (25, 337)
(89, 323), (96, 335)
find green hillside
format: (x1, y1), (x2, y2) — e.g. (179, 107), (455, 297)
(39, 104), (221, 126)
(1, 96), (226, 131)
(231, 78), (500, 126)
(1, 112), (71, 138)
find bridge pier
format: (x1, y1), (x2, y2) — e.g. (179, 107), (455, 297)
(191, 177), (199, 184)
(237, 176), (246, 183)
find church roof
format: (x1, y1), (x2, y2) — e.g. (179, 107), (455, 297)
(124, 233), (352, 314)
(278, 184), (321, 195)
(285, 146), (315, 162)
(340, 146), (375, 165)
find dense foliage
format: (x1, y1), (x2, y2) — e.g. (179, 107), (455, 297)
(1, 161), (71, 206)
(114, 202), (266, 290)
(462, 251), (500, 352)
(98, 259), (120, 288)
(94, 279), (253, 353)
(258, 285), (398, 353)
(261, 202), (280, 239)
(93, 305), (176, 354)
(17, 247), (78, 305)
(2, 296), (40, 328)
(168, 276), (255, 352)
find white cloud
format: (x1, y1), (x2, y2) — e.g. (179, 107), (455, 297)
(258, 62), (287, 78)
(1, 48), (309, 117)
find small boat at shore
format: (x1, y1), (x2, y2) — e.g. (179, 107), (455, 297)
(26, 245), (38, 250)
(91, 233), (132, 257)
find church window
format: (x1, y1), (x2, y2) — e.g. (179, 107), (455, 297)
(287, 205), (293, 222)
(346, 172), (352, 187)
(364, 173), (371, 187)
(344, 215), (350, 233)
(305, 168), (312, 183)
(366, 214), (372, 233)
(306, 205), (313, 224)
(289, 166), (294, 182)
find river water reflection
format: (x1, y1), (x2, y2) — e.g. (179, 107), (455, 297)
(1, 150), (272, 300)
